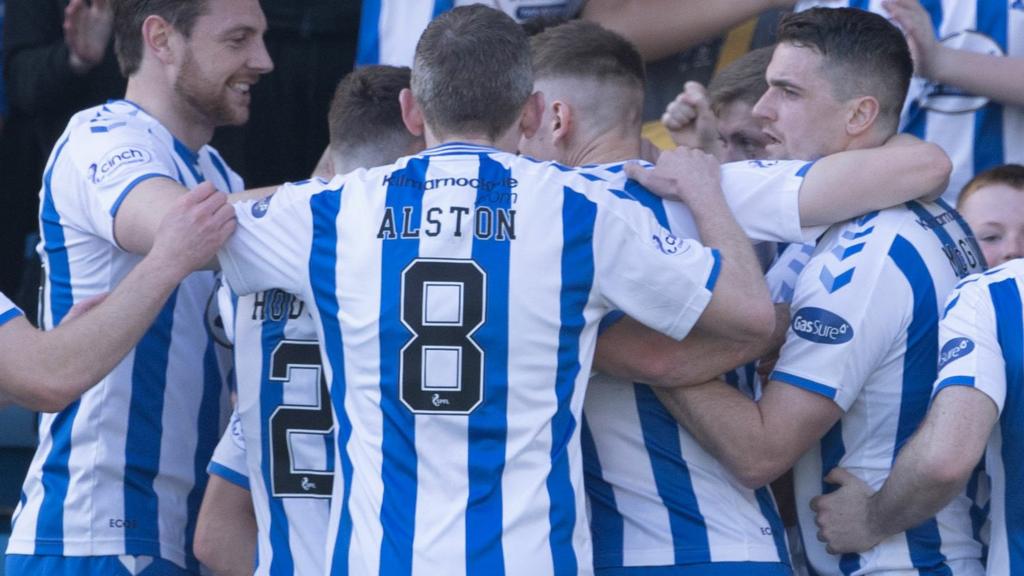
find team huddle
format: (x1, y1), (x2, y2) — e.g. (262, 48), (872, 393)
(0, 0), (1023, 576)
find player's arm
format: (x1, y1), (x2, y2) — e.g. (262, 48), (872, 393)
(595, 303), (788, 387)
(0, 185), (234, 412)
(625, 147), (775, 345)
(883, 0), (1024, 108)
(812, 386), (995, 554)
(798, 134), (951, 226)
(582, 0), (795, 62)
(655, 377), (843, 488)
(114, 179), (276, 257)
(193, 475), (257, 576)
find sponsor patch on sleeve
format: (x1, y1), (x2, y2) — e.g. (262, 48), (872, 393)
(938, 337), (975, 370)
(88, 147), (152, 184)
(251, 194), (273, 219)
(791, 306), (854, 344)
(651, 229), (690, 255)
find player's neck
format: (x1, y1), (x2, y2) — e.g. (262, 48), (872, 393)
(124, 78), (214, 152)
(567, 134), (641, 167)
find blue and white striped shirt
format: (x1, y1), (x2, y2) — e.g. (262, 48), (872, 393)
(8, 100), (236, 570)
(220, 142), (721, 575)
(933, 258), (1024, 575)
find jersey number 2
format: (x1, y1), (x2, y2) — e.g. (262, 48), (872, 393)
(269, 340), (334, 498)
(400, 259), (486, 415)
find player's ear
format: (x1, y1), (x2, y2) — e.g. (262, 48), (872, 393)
(845, 95), (880, 138)
(400, 88), (426, 137)
(142, 15), (177, 65)
(518, 91), (544, 139)
(550, 100), (572, 146)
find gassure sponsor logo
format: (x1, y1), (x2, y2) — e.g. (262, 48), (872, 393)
(938, 337), (975, 370)
(791, 307), (854, 344)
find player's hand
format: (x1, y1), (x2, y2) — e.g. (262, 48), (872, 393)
(882, 0), (943, 80)
(810, 468), (884, 555)
(65, 0), (114, 74)
(150, 183), (237, 276)
(661, 82), (722, 158)
(625, 146), (722, 208)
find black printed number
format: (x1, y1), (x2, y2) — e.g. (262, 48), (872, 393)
(269, 340), (334, 498)
(400, 259), (486, 414)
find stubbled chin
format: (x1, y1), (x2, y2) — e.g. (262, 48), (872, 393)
(764, 142), (787, 160)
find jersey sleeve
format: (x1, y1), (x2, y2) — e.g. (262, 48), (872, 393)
(64, 122), (180, 246)
(219, 180), (324, 297)
(720, 160), (827, 244)
(592, 194), (719, 341)
(765, 243), (816, 304)
(0, 291), (23, 327)
(207, 409), (250, 490)
(769, 239), (903, 411)
(932, 280), (1006, 413)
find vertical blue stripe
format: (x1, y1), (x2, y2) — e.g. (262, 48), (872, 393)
(35, 136), (78, 553)
(754, 488), (790, 565)
(432, 0), (454, 18)
(990, 278), (1024, 574)
(307, 189), (352, 576)
(850, 0), (869, 10)
(123, 290), (177, 555)
(973, 0), (1007, 176)
(888, 235), (952, 575)
(921, 0), (944, 35)
(465, 155), (510, 575)
(379, 158), (431, 576)
(581, 417), (624, 568)
(548, 187), (596, 575)
(185, 331), (225, 571)
(904, 99), (928, 140)
(355, 0), (382, 66)
(819, 421), (860, 575)
(257, 304), (294, 575)
(209, 152), (235, 193)
(634, 384), (710, 564)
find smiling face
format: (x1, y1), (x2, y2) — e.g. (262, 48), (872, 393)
(959, 183), (1024, 267)
(751, 43), (852, 161)
(172, 0), (273, 127)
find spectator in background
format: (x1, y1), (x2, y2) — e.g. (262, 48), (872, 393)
(957, 164), (1024, 268)
(794, 0), (1024, 202)
(1, 0), (124, 307)
(211, 0), (361, 187)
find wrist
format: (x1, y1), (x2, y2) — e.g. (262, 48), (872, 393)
(921, 45), (955, 84)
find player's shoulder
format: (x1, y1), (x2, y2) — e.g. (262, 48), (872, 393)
(720, 158), (814, 179)
(949, 259), (1024, 304)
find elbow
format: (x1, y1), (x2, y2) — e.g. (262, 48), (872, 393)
(733, 298), (776, 347)
(918, 449), (976, 493)
(22, 382), (78, 414)
(735, 460), (787, 491)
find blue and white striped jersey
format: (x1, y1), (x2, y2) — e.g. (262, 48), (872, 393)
(8, 100), (237, 570)
(795, 0), (1024, 201)
(0, 292), (22, 327)
(356, 0), (586, 66)
(932, 258), (1024, 576)
(219, 142), (721, 575)
(582, 160), (817, 571)
(771, 201), (986, 575)
(208, 288), (333, 576)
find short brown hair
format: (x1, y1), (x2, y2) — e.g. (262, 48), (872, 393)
(777, 8), (912, 134)
(708, 46), (773, 115)
(957, 164), (1024, 210)
(112, 0), (209, 77)
(411, 5), (532, 141)
(531, 20), (644, 87)
(328, 65), (418, 170)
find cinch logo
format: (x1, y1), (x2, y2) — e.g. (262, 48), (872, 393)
(792, 307), (854, 344)
(89, 147), (151, 184)
(748, 159), (779, 169)
(938, 337), (975, 370)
